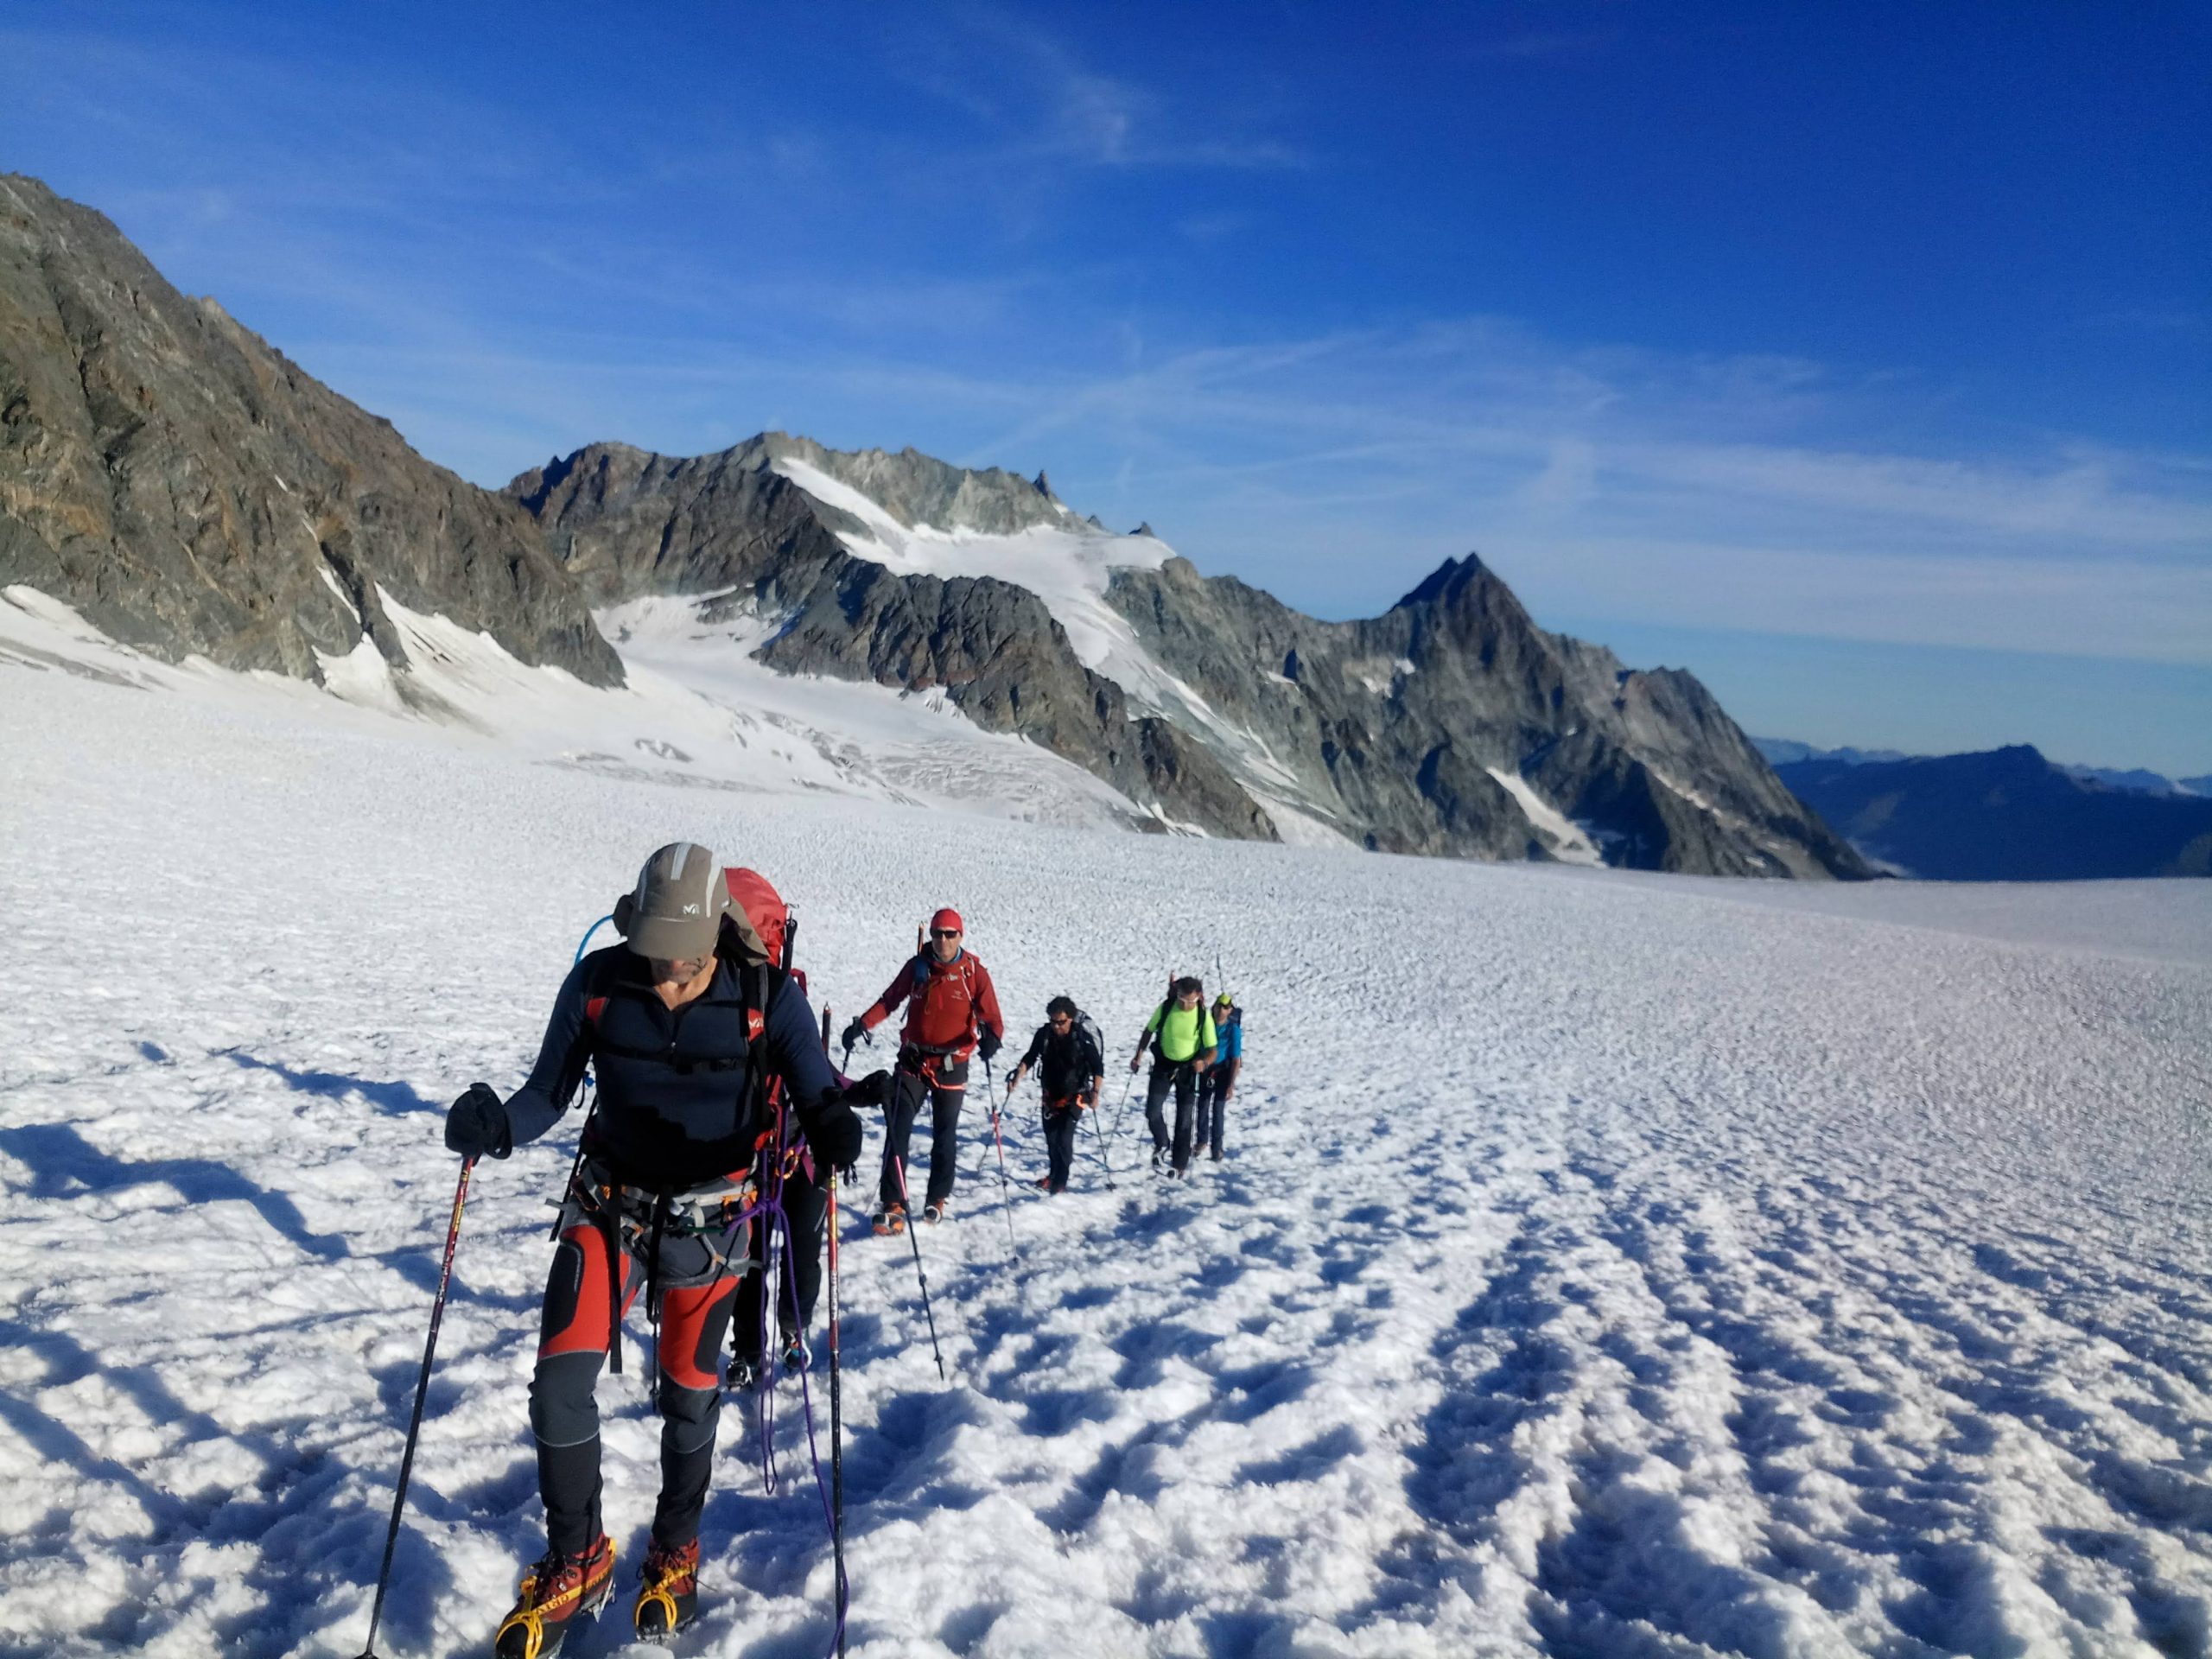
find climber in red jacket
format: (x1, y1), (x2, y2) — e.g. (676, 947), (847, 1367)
(841, 907), (1004, 1231)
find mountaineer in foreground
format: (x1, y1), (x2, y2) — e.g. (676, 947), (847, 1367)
(442, 842), (868, 1656)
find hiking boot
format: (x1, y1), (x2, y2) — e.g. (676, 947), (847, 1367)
(779, 1325), (811, 1374)
(495, 1534), (614, 1658)
(1150, 1146), (1166, 1171)
(1209, 1148), (1224, 1162)
(728, 1356), (760, 1394)
(872, 1203), (906, 1236)
(923, 1198), (951, 1224)
(632, 1536), (699, 1641)
(1034, 1173), (1054, 1190)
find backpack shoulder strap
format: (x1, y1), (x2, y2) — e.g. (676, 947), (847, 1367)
(579, 948), (625, 1033)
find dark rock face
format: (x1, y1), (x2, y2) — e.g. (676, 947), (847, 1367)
(0, 176), (619, 688)
(509, 439), (840, 605)
(507, 437), (1274, 841)
(1107, 554), (1868, 877)
(1775, 746), (2212, 879)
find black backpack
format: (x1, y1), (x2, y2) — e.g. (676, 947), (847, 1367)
(1071, 1009), (1106, 1075)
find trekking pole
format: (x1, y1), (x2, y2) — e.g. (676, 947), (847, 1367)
(1109, 1070), (1139, 1145)
(890, 1155), (947, 1381)
(354, 1156), (475, 1659)
(825, 1166), (848, 1657)
(982, 1060), (1023, 1267)
(1085, 1093), (1117, 1190)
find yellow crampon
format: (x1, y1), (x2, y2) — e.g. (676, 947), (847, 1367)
(633, 1538), (700, 1638)
(494, 1537), (614, 1658)
(635, 1584), (680, 1635)
(493, 1608), (548, 1659)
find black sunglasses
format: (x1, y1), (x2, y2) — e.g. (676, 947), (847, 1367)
(931, 928), (962, 938)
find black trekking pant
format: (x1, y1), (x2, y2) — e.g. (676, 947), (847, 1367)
(1196, 1069), (1230, 1158)
(530, 1217), (739, 1554)
(1144, 1058), (1199, 1172)
(880, 1058), (967, 1209)
(736, 1156), (826, 1357)
(1040, 1097), (1082, 1192)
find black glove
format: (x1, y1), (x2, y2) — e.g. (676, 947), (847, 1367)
(804, 1098), (865, 1168)
(444, 1082), (512, 1160)
(842, 1069), (891, 1109)
(840, 1017), (870, 1052)
(977, 1028), (1002, 1062)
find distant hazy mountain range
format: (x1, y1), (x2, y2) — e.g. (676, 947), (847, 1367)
(0, 172), (1876, 875)
(1754, 741), (2212, 880)
(1755, 741), (2210, 800)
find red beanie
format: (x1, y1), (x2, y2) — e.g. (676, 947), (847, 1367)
(931, 907), (963, 932)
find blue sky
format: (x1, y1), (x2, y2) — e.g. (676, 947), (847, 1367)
(4, 2), (2208, 773)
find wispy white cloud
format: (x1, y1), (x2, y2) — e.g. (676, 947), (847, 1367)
(890, 4), (1309, 172)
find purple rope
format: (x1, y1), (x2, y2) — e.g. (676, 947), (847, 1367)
(717, 1183), (785, 1493)
(717, 1131), (849, 1655)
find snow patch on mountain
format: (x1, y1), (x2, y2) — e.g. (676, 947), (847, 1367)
(1485, 767), (1605, 865)
(770, 454), (1221, 731)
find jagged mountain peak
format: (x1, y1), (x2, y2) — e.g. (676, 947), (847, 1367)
(511, 431), (1096, 543)
(1393, 553), (1503, 610)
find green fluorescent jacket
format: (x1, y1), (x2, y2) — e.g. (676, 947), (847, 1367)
(1144, 1002), (1217, 1065)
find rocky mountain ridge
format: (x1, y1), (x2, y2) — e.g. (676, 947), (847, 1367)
(510, 434), (1865, 877)
(0, 175), (616, 697)
(505, 435), (1271, 839)
(2, 172), (1860, 876)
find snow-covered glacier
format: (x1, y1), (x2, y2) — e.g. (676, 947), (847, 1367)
(2, 622), (2208, 1656)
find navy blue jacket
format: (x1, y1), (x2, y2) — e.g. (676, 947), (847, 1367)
(506, 946), (839, 1192)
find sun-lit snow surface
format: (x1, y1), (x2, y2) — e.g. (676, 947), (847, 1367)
(5, 656), (2212, 1657)
(0, 583), (1148, 836)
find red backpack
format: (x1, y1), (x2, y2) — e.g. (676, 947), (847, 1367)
(721, 866), (791, 970)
